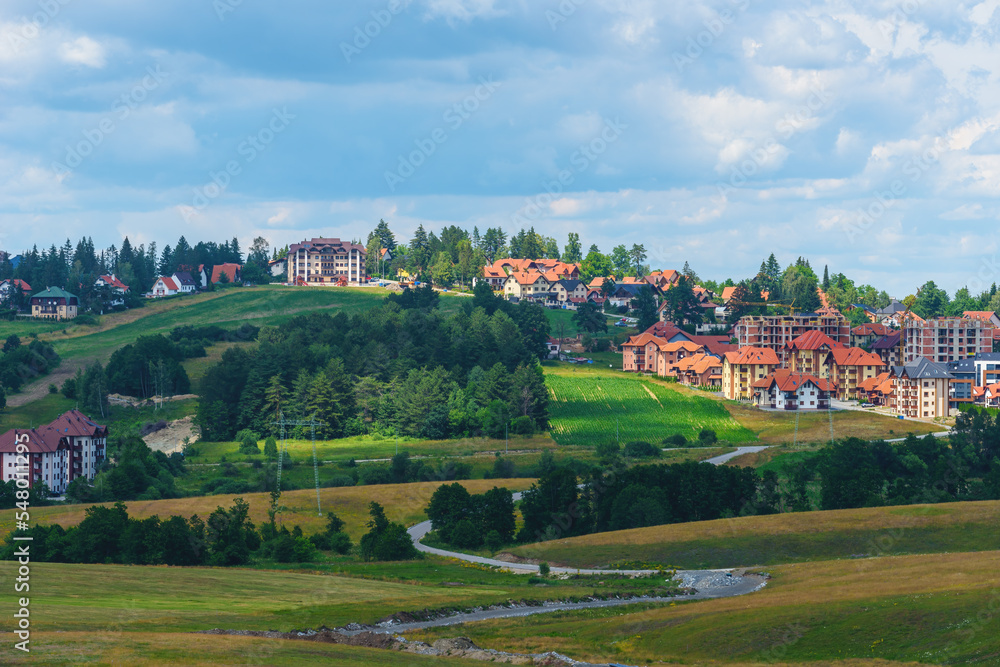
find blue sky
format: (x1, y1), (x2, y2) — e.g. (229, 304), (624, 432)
(1, 0), (999, 295)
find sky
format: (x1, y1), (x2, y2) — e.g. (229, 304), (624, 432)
(1, 0), (1000, 296)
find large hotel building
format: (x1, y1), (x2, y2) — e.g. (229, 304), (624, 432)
(287, 238), (367, 285)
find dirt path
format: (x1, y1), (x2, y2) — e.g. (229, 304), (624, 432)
(143, 415), (200, 454)
(5, 360), (84, 410)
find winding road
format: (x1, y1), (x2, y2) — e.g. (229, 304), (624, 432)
(385, 448), (772, 635)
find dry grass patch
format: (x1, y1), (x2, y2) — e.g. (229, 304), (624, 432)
(0, 478), (535, 540)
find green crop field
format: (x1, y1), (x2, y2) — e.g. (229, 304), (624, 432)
(545, 365), (757, 446)
(509, 499), (1000, 570)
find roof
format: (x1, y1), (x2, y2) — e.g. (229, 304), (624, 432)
(211, 264), (242, 284)
(827, 347), (885, 367)
(852, 323), (892, 337)
(558, 279), (584, 291)
(588, 276), (614, 288)
(622, 333), (666, 349)
(753, 368), (835, 392)
(787, 330), (845, 351)
(963, 311), (999, 324)
(30, 286), (78, 301)
(721, 286), (738, 301)
(620, 276), (644, 284)
(97, 274), (129, 291)
(613, 283), (651, 297)
(871, 331), (902, 349)
(508, 270), (547, 286)
(724, 347), (780, 366)
(658, 340), (705, 353)
(877, 300), (907, 315)
(891, 357), (954, 380)
(946, 358), (976, 375)
(859, 371), (894, 396)
(290, 238), (366, 255)
(0, 427), (65, 454)
(643, 322), (694, 342)
(157, 276), (178, 291)
(0, 278), (31, 292)
(47, 410), (107, 437)
(673, 352), (723, 374)
(688, 335), (738, 357)
(173, 271), (196, 286)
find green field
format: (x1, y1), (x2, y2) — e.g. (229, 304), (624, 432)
(545, 365), (757, 446)
(508, 499), (1000, 569)
(410, 550), (1000, 665)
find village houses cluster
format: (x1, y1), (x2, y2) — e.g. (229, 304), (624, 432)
(621, 283), (1000, 419)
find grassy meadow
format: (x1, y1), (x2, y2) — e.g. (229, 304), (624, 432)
(507, 499), (1000, 569)
(410, 550), (1000, 665)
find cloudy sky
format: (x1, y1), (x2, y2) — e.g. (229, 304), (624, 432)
(2, 0), (999, 295)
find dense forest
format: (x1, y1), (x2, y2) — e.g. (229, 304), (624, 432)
(196, 284), (551, 442)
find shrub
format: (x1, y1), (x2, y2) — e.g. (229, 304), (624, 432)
(538, 562), (550, 576)
(449, 519), (481, 549)
(263, 437), (278, 459)
(485, 529), (503, 552)
(698, 429), (718, 445)
(663, 434), (687, 446)
(321, 475), (356, 488)
(48, 384), (57, 394)
(623, 441), (661, 458)
(510, 415), (535, 436)
(596, 442), (621, 465)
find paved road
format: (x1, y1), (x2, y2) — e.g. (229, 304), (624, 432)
(702, 445), (771, 465)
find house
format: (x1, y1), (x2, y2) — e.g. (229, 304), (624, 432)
(588, 276), (615, 292)
(722, 347), (781, 400)
(480, 265), (508, 289)
(735, 311), (850, 349)
(848, 303), (879, 323)
(608, 283), (656, 308)
(859, 372), (895, 406)
(288, 238), (366, 285)
(784, 330), (845, 376)
(946, 358), (976, 408)
(655, 341), (706, 377)
(151, 276), (179, 297)
(0, 278), (31, 302)
(889, 357), (953, 419)
(209, 264), (241, 285)
(963, 311), (1000, 329)
(503, 270), (550, 300)
(752, 369), (834, 410)
(903, 317), (992, 364)
(672, 352), (723, 387)
(269, 257), (287, 278)
(645, 270), (680, 291)
(30, 287), (79, 320)
(0, 410), (107, 494)
(824, 347), (885, 400)
(552, 280), (587, 303)
(95, 274), (129, 307)
(984, 383), (1000, 408)
(850, 323), (893, 349)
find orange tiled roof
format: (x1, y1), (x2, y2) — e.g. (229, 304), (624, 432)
(658, 341), (705, 353)
(674, 353), (722, 374)
(827, 347), (885, 367)
(724, 347), (780, 366)
(852, 323), (892, 336)
(964, 311), (998, 324)
(622, 333), (666, 349)
(721, 286), (737, 301)
(787, 330), (845, 351)
(753, 368), (835, 392)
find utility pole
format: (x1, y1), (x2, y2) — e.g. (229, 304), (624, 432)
(272, 412), (326, 517)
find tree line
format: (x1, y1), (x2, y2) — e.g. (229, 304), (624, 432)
(196, 286), (551, 442)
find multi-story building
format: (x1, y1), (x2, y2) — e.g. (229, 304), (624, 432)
(850, 323), (893, 349)
(722, 347), (781, 400)
(824, 347), (885, 400)
(752, 370), (834, 410)
(946, 358), (976, 408)
(621, 333), (664, 372)
(30, 287), (79, 320)
(889, 358), (953, 419)
(655, 341), (706, 376)
(288, 238), (366, 285)
(735, 311), (850, 349)
(672, 353), (723, 387)
(871, 331), (903, 368)
(0, 410), (107, 493)
(503, 270), (550, 300)
(784, 331), (844, 376)
(903, 318), (992, 364)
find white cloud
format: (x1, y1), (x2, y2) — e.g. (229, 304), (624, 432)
(58, 36), (106, 68)
(939, 204), (986, 220)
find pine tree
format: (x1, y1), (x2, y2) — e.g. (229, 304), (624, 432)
(822, 265), (830, 290)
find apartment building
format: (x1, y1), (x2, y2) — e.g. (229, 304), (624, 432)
(824, 347), (885, 400)
(902, 318), (992, 364)
(288, 238), (366, 285)
(784, 330), (844, 376)
(889, 358), (953, 419)
(0, 410), (107, 493)
(722, 347), (781, 400)
(735, 311), (850, 349)
(850, 323), (893, 349)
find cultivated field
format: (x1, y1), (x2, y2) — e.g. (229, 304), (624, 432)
(508, 499), (1000, 569)
(545, 365), (757, 446)
(412, 550), (1000, 664)
(0, 479), (535, 541)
